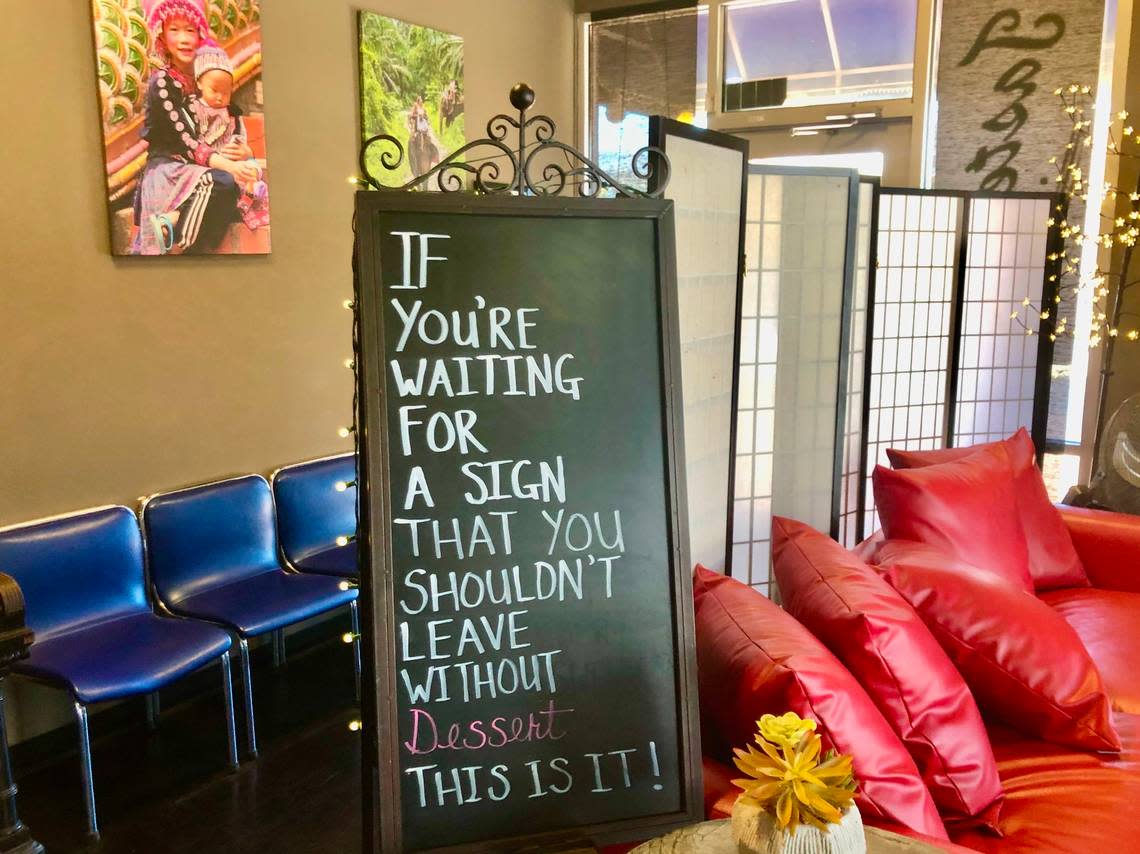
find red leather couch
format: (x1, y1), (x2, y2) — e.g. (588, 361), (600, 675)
(697, 505), (1140, 853)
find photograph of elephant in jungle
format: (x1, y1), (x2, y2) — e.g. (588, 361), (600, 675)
(357, 11), (464, 189)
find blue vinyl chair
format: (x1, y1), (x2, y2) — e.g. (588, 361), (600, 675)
(271, 453), (358, 580)
(140, 475), (359, 757)
(0, 505), (238, 839)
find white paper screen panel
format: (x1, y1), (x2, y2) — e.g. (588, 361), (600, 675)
(953, 197), (1051, 446)
(733, 168), (856, 594)
(663, 132), (746, 572)
(862, 193), (963, 535)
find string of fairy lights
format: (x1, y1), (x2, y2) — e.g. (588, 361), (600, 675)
(339, 290), (363, 733)
(1012, 84), (1140, 348)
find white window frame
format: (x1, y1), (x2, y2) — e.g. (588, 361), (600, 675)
(704, 0), (937, 186)
(576, 0), (939, 187)
(575, 6), (707, 167)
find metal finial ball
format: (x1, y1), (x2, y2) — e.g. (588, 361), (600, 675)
(509, 83), (535, 111)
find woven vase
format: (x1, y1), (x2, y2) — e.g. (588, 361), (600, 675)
(730, 799), (866, 854)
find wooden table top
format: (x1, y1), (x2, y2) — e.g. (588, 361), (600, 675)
(629, 819), (947, 853)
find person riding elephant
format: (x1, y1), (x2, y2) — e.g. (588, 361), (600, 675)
(406, 94), (442, 179)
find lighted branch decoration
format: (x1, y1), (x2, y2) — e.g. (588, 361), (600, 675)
(1013, 84), (1140, 461)
(1014, 84), (1140, 350)
(1012, 85), (1135, 339)
(1026, 81), (1140, 330)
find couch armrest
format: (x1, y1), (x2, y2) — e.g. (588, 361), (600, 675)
(702, 755), (740, 820)
(1059, 505), (1140, 593)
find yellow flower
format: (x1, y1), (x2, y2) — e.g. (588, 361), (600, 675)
(732, 731), (858, 833)
(758, 712), (817, 749)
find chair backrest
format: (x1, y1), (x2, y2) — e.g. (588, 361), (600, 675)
(142, 474), (280, 606)
(0, 506), (149, 641)
(271, 454), (357, 563)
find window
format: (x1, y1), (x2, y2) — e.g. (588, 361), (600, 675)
(585, 6), (702, 188)
(722, 0), (917, 110)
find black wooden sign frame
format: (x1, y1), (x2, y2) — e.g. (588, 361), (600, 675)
(353, 191), (703, 854)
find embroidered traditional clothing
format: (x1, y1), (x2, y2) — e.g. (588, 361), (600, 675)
(193, 101), (238, 147)
(131, 65), (238, 254)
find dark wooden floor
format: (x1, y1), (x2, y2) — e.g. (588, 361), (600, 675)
(13, 620), (362, 854)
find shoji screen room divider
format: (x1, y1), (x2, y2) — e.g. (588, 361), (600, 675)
(648, 118), (749, 575)
(731, 170), (1063, 594)
(731, 166), (863, 594)
(855, 189), (1063, 542)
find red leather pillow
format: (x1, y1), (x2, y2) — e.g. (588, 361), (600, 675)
(771, 518), (1003, 831)
(873, 443), (1033, 592)
(874, 541), (1120, 753)
(886, 429), (1088, 591)
(693, 566), (948, 840)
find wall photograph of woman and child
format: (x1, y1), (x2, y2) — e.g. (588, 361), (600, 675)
(92, 0), (270, 255)
(357, 11), (464, 190)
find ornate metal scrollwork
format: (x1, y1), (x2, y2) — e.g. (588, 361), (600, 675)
(358, 83), (670, 199)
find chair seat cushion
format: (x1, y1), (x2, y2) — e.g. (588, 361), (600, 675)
(16, 611), (231, 704)
(1041, 587), (1140, 714)
(169, 569), (357, 636)
(951, 712), (1140, 853)
(293, 543), (358, 578)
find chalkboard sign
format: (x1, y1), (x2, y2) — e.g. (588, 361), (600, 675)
(354, 192), (702, 853)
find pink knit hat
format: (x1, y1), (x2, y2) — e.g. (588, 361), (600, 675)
(143, 0), (212, 48)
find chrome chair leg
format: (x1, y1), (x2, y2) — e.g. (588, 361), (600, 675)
(0, 677), (42, 853)
(220, 651), (239, 770)
(238, 638), (258, 758)
(73, 701), (98, 840)
(145, 691), (160, 730)
(350, 600), (362, 702)
(272, 629), (285, 668)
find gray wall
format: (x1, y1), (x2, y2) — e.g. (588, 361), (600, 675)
(0, 0), (575, 742)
